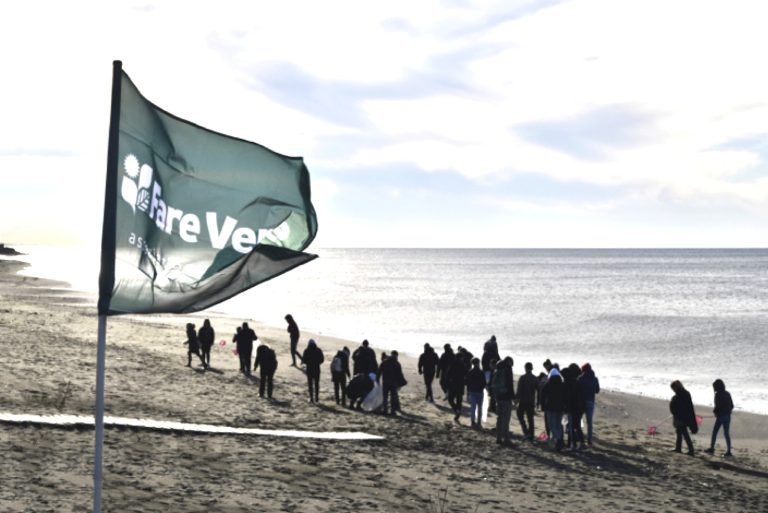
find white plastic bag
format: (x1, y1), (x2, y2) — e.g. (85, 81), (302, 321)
(361, 382), (384, 412)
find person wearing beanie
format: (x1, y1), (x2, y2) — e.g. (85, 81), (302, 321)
(542, 367), (565, 451)
(705, 378), (734, 457)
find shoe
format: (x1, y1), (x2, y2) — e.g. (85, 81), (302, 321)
(670, 448), (682, 453)
(704, 447), (715, 454)
(686, 450), (695, 456)
(724, 451), (733, 457)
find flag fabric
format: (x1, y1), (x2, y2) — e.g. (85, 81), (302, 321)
(99, 67), (318, 315)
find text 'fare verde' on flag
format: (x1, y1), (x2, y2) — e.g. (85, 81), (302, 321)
(98, 66), (318, 315)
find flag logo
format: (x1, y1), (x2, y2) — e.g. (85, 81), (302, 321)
(120, 154), (153, 214)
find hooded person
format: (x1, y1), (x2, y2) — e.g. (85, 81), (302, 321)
(198, 319), (215, 368)
(253, 342), (278, 399)
(492, 356), (515, 445)
(446, 349), (469, 422)
(563, 363), (585, 450)
(705, 378), (734, 457)
(669, 380), (697, 455)
(542, 368), (565, 451)
(577, 363), (600, 446)
(301, 339), (325, 403)
(418, 343), (440, 402)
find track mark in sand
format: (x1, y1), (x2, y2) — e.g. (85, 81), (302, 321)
(0, 412), (384, 440)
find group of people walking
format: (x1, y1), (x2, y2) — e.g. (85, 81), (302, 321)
(418, 336), (600, 450)
(183, 320), (736, 456)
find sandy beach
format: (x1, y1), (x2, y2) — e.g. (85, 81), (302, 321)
(1, 256), (767, 513)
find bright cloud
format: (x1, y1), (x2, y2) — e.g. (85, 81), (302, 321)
(0, 0), (765, 247)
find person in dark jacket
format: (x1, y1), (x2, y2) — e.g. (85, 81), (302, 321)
(705, 378), (734, 457)
(465, 358), (486, 428)
(379, 350), (406, 415)
(237, 322), (257, 375)
(516, 362), (539, 441)
(446, 350), (469, 422)
(563, 363), (585, 450)
(418, 343), (440, 402)
(198, 319), (215, 368)
(302, 339), (325, 403)
(669, 380), (697, 455)
(184, 323), (207, 369)
(577, 363), (600, 446)
(542, 368), (565, 451)
(492, 357), (515, 445)
(285, 314), (302, 366)
(482, 336), (501, 413)
(352, 339), (378, 375)
(331, 349), (352, 406)
(347, 372), (376, 410)
(253, 342), (278, 398)
(437, 344), (455, 400)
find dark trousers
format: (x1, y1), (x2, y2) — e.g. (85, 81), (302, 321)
(566, 412), (585, 447)
(675, 424), (694, 453)
(543, 407), (550, 437)
(382, 383), (400, 414)
(291, 338), (301, 366)
(307, 372), (320, 402)
(259, 371), (274, 398)
(187, 349), (206, 367)
(333, 372), (348, 405)
(201, 347), (211, 366)
(448, 390), (463, 418)
(517, 402), (535, 438)
(423, 371), (435, 401)
(239, 348), (252, 374)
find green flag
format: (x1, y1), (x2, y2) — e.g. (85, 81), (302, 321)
(98, 64), (318, 315)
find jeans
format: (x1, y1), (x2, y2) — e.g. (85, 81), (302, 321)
(469, 391), (484, 425)
(710, 414), (732, 452)
(307, 372), (320, 402)
(546, 411), (564, 449)
(584, 400), (595, 444)
(423, 371), (435, 401)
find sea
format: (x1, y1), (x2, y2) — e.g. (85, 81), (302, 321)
(6, 246), (768, 415)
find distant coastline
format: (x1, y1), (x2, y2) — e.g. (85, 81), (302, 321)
(0, 243), (22, 256)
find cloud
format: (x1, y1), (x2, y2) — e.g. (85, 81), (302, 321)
(515, 104), (658, 160)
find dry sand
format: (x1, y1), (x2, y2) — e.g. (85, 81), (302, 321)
(1, 257), (767, 513)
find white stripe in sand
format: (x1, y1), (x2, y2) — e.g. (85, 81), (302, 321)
(0, 412), (384, 440)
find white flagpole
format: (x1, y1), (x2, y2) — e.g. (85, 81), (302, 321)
(93, 314), (108, 513)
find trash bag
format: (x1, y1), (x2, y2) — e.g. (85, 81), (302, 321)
(362, 382), (384, 412)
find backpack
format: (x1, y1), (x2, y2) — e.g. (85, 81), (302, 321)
(491, 368), (508, 396)
(331, 356), (343, 373)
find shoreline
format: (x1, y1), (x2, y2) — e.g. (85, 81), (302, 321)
(2, 253), (767, 512)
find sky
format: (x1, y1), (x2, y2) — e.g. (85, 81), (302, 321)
(1, 0), (766, 249)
